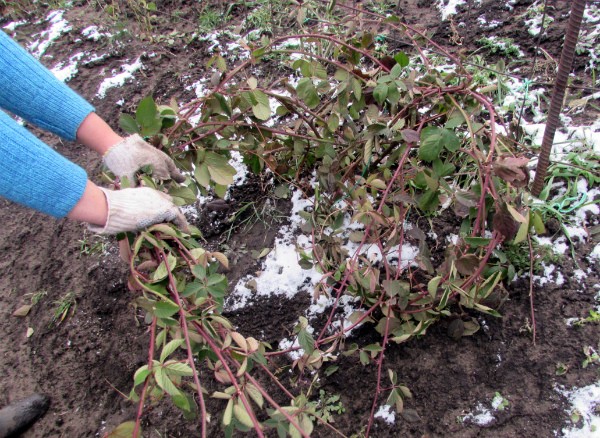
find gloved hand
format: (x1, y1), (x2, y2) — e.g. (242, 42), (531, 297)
(103, 134), (186, 183)
(88, 187), (189, 235)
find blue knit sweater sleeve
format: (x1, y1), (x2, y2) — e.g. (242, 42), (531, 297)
(0, 110), (88, 217)
(0, 30), (94, 140)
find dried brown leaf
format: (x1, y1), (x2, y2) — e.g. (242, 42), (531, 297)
(493, 156), (530, 188)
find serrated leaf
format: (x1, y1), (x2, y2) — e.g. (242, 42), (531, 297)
(172, 392), (192, 412)
(419, 127), (461, 162)
(233, 402), (254, 428)
(154, 367), (181, 397)
(394, 52), (409, 68)
(153, 301), (180, 319)
(160, 338), (185, 363)
(246, 383), (264, 408)
(373, 83), (388, 105)
(296, 78), (319, 109)
(327, 113), (340, 132)
(298, 328), (315, 355)
(250, 89), (271, 120)
(165, 361), (194, 376)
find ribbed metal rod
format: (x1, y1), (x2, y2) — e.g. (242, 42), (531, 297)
(531, 0), (587, 197)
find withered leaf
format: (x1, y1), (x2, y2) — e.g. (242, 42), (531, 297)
(456, 253), (480, 276)
(401, 129), (420, 144)
(13, 304), (32, 317)
(493, 203), (519, 240)
(447, 318), (464, 341)
(493, 156), (530, 188)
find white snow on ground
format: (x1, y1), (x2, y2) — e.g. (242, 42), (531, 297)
(51, 52), (84, 82)
(374, 405), (396, 424)
(557, 383), (600, 437)
(28, 10), (72, 58)
(81, 25), (110, 41)
(462, 402), (495, 426)
(437, 0), (467, 21)
(3, 20), (27, 32)
(226, 187), (321, 310)
(96, 56), (144, 98)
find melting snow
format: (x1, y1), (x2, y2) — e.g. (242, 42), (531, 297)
(28, 10), (72, 58)
(557, 383), (600, 437)
(374, 405), (396, 424)
(96, 56), (144, 98)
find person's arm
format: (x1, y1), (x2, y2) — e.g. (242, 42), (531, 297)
(0, 110), (188, 233)
(0, 30), (94, 140)
(0, 109), (88, 218)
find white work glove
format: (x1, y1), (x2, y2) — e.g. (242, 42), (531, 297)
(104, 134), (186, 183)
(89, 187), (189, 235)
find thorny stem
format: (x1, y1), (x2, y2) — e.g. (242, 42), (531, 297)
(243, 373), (312, 438)
(191, 322), (266, 437)
(365, 305), (393, 438)
(134, 317), (157, 438)
(160, 248), (208, 438)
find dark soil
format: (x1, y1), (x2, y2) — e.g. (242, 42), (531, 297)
(0, 1), (598, 437)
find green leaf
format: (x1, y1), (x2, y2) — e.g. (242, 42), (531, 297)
(204, 152), (236, 186)
(133, 366), (151, 386)
(351, 77), (362, 101)
(513, 211), (530, 244)
(172, 392), (192, 412)
(463, 237), (491, 247)
(152, 261), (169, 281)
(327, 113), (340, 132)
(432, 159), (455, 177)
(194, 163), (210, 188)
(250, 89), (271, 120)
(419, 127), (461, 162)
(394, 52), (409, 68)
(154, 367), (181, 397)
(296, 78), (319, 109)
(136, 96), (158, 127)
(246, 383), (264, 408)
(223, 398), (234, 425)
(165, 361), (194, 376)
(373, 83), (388, 105)
(119, 113), (139, 134)
(106, 421), (139, 438)
(160, 339), (185, 363)
(139, 117), (162, 137)
(214, 92), (232, 117)
(418, 190), (439, 212)
(168, 186), (197, 205)
(153, 301), (180, 319)
(233, 402), (254, 428)
(427, 276), (442, 299)
(297, 328), (315, 355)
